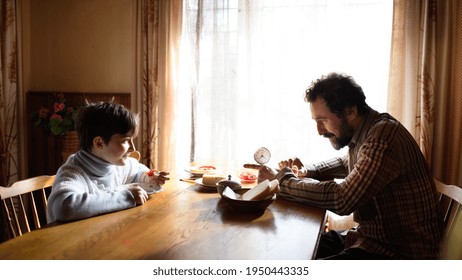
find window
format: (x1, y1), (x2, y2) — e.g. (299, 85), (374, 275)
(176, 0), (393, 169)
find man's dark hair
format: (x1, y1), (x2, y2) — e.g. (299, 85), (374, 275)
(75, 101), (139, 152)
(305, 72), (369, 117)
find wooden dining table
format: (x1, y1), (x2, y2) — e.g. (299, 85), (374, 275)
(0, 173), (326, 260)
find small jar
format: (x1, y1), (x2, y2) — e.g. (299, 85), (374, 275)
(216, 175), (242, 196)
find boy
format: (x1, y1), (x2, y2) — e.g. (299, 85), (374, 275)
(47, 101), (169, 222)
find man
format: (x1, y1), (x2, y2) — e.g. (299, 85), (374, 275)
(256, 73), (442, 259)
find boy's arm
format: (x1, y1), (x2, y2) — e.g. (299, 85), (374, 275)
(47, 168), (137, 222)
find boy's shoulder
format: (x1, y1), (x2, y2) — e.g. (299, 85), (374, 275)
(56, 155), (87, 177)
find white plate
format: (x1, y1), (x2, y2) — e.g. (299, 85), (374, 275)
(186, 166), (218, 176)
(183, 169), (205, 177)
(128, 183), (163, 194)
(195, 178), (218, 188)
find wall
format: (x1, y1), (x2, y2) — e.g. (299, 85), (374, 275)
(22, 0), (133, 93)
(19, 0), (134, 177)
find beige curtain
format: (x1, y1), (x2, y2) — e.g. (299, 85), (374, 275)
(135, 0), (182, 171)
(0, 0), (20, 242)
(0, 0), (19, 186)
(181, 0), (393, 168)
(388, 0), (462, 185)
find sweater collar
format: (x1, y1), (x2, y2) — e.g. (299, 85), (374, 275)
(74, 149), (113, 177)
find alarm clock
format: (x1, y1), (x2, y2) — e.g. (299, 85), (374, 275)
(253, 147), (271, 165)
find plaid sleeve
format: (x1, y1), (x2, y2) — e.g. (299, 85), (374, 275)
(307, 155), (348, 180)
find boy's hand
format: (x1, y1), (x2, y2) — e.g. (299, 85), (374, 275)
(127, 185), (148, 205)
(145, 170), (170, 185)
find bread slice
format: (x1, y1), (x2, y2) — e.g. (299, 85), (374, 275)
(222, 186), (239, 200)
(268, 179), (279, 195)
(242, 180), (271, 201)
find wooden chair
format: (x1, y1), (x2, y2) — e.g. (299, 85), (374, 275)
(0, 151), (140, 241)
(434, 178), (462, 259)
(440, 209), (462, 259)
(0, 175), (55, 239)
(129, 151), (141, 161)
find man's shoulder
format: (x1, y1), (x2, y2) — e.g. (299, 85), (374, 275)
(374, 112), (400, 125)
(366, 112), (416, 144)
(369, 112), (403, 132)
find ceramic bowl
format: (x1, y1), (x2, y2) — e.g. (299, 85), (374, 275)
(220, 188), (276, 212)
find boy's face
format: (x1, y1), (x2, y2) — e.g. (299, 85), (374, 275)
(92, 133), (136, 166)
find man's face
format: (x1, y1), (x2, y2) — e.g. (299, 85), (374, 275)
(309, 98), (354, 150)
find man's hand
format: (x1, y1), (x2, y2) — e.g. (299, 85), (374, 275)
(278, 157), (307, 177)
(242, 164), (278, 183)
(278, 157), (304, 170)
(243, 163), (263, 169)
(257, 165), (278, 183)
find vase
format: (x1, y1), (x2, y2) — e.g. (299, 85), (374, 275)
(61, 130), (79, 162)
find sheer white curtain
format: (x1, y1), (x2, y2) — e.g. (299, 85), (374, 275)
(176, 0), (393, 170)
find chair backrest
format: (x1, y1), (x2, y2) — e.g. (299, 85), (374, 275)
(129, 151), (141, 161)
(434, 178), (462, 259)
(0, 175), (55, 239)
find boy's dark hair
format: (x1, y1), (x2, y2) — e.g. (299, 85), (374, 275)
(305, 72), (369, 117)
(75, 101), (139, 152)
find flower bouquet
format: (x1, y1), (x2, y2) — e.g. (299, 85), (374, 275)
(31, 93), (79, 136)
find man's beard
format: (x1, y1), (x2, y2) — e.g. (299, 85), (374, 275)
(323, 118), (354, 150)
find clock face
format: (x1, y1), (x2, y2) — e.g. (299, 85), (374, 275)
(254, 147), (271, 165)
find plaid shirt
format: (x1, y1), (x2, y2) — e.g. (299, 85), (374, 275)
(276, 109), (442, 259)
